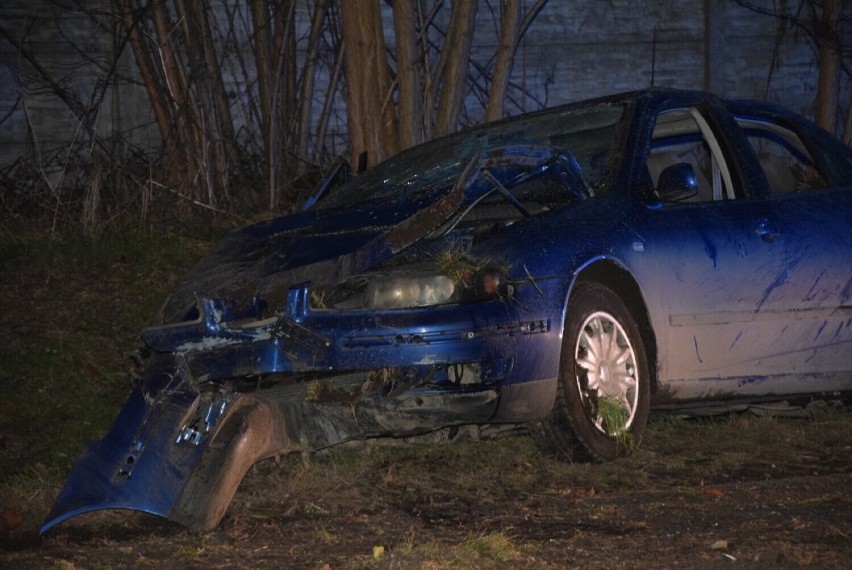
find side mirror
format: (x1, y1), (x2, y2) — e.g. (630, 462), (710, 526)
(657, 162), (698, 203)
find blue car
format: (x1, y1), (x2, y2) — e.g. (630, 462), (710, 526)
(43, 89), (852, 532)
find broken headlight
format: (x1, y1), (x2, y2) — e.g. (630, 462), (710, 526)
(321, 264), (511, 311)
(366, 274), (456, 309)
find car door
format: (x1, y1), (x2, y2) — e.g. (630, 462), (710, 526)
(634, 102), (792, 402)
(733, 114), (852, 392)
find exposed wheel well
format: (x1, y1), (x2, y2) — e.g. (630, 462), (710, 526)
(573, 261), (659, 393)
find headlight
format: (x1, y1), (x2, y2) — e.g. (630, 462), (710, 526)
(366, 275), (455, 309)
(316, 258), (512, 311)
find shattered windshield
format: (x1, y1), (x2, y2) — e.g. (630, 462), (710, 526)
(320, 102), (628, 209)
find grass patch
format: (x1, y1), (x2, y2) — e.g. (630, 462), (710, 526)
(596, 395), (635, 450)
(0, 229), (210, 479)
(350, 531), (533, 569)
(464, 531), (526, 563)
(236, 406), (852, 521)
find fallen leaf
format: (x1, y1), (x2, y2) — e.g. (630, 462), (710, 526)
(0, 507), (23, 531)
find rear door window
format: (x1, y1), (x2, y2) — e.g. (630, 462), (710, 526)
(735, 118), (827, 195)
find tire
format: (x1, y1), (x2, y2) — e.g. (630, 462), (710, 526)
(531, 282), (651, 461)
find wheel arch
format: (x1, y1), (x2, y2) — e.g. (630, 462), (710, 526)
(570, 259), (659, 394)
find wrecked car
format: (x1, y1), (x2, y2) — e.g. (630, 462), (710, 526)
(43, 89), (852, 532)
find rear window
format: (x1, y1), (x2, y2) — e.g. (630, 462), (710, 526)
(736, 118), (826, 195)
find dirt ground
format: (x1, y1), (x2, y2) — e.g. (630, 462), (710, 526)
(2, 417), (851, 570)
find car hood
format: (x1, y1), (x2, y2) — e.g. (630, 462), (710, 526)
(161, 194), (450, 323)
(160, 147), (558, 324)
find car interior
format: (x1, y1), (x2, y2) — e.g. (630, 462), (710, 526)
(646, 108), (735, 202)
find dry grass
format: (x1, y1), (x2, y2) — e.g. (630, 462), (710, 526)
(435, 247), (484, 286)
(596, 395), (635, 450)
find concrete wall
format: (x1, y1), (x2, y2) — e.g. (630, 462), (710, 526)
(492, 0), (849, 118)
(0, 0), (160, 169)
(0, 0), (848, 169)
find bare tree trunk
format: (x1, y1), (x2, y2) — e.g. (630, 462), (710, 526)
(116, 0), (173, 147)
(393, 0), (424, 149)
(150, 0), (207, 196)
(176, 0), (228, 204)
(297, 0), (331, 166)
(814, 0), (841, 134)
(194, 0), (236, 203)
(485, 0), (521, 122)
(272, 0), (298, 152)
(418, 0), (442, 141)
(250, 0), (297, 208)
(251, 0), (274, 207)
(150, 0), (191, 140)
(340, 1), (366, 168)
(249, 0), (274, 133)
(434, 2), (477, 136)
(315, 40), (345, 161)
(193, 1), (235, 143)
(340, 0), (398, 169)
(248, 0), (277, 207)
(218, 0), (262, 155)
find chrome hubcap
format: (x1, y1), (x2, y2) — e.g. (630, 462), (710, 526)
(574, 311), (639, 435)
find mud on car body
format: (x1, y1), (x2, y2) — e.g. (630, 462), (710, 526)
(43, 89), (852, 532)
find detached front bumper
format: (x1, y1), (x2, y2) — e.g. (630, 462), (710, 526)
(42, 290), (526, 532)
(42, 352), (307, 532)
(42, 355), (209, 531)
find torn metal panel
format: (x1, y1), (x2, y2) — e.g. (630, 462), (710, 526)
(43, 355), (501, 532)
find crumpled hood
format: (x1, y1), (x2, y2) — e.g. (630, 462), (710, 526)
(160, 187), (459, 324)
(159, 147), (566, 325)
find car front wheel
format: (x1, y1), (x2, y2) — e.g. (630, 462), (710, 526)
(531, 282), (650, 461)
